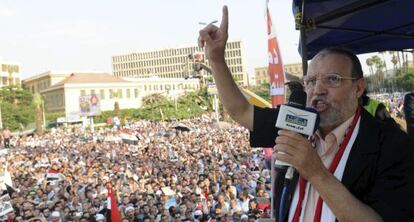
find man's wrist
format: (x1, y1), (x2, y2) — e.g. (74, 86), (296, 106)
(209, 56), (226, 66)
(308, 167), (331, 185)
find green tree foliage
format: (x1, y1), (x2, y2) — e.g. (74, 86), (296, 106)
(0, 86), (35, 130)
(134, 92), (211, 121)
(395, 70), (414, 91)
(91, 91), (212, 123)
(46, 111), (65, 122)
(248, 83), (271, 102)
(366, 58), (374, 75)
(32, 93), (44, 134)
(366, 67), (414, 93)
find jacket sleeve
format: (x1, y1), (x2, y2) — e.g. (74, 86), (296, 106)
(249, 106), (279, 148)
(364, 128), (414, 221)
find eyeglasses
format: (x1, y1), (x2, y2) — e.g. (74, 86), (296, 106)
(303, 73), (357, 88)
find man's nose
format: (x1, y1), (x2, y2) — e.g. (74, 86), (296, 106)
(313, 79), (328, 95)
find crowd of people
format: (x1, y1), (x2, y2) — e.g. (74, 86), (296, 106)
(0, 113), (272, 222)
(371, 92), (407, 119)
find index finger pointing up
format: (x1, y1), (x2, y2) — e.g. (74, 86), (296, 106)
(220, 5), (229, 32)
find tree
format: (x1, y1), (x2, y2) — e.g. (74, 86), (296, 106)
(32, 93), (44, 134)
(0, 87), (34, 130)
(114, 101), (120, 118)
(142, 93), (168, 107)
(397, 51), (403, 71)
(7, 65), (15, 86)
(391, 55), (398, 73)
(379, 51), (388, 72)
(371, 55), (384, 74)
(395, 69), (414, 92)
(366, 58), (374, 76)
(132, 91), (211, 121)
(111, 90), (121, 118)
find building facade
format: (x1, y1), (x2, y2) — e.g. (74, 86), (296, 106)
(284, 63), (303, 77)
(41, 73), (142, 115)
(112, 40), (249, 86)
(254, 63), (303, 85)
(22, 71), (71, 94)
(24, 72), (199, 117)
(0, 61), (21, 87)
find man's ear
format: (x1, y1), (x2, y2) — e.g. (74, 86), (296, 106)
(356, 78), (366, 99)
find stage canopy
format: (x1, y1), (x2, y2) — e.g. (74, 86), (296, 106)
(292, 0), (414, 60)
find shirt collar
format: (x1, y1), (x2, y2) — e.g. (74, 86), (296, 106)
(316, 114), (355, 144)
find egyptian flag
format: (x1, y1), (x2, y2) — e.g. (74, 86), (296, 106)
(107, 188), (122, 222)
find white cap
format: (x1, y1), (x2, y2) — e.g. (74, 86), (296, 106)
(51, 211), (60, 218)
(241, 214), (248, 219)
(194, 210), (203, 216)
(96, 214), (105, 221)
(125, 206), (135, 213)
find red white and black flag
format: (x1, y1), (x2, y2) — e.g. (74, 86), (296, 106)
(266, 0), (286, 107)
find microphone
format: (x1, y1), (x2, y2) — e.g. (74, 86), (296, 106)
(274, 90), (319, 167)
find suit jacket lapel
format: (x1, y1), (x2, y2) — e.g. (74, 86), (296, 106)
(342, 110), (380, 188)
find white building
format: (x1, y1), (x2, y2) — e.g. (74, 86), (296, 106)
(112, 40), (249, 86)
(28, 72), (199, 118)
(123, 76), (199, 99)
(41, 73), (140, 116)
(0, 60), (21, 87)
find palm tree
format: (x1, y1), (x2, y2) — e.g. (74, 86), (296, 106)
(397, 51), (403, 71)
(7, 65), (14, 87)
(379, 51), (388, 72)
(370, 55), (385, 91)
(366, 58), (374, 75)
(114, 101), (120, 118)
(112, 91), (121, 118)
(32, 93), (44, 134)
(391, 55), (398, 74)
(142, 93), (167, 107)
(371, 55), (384, 74)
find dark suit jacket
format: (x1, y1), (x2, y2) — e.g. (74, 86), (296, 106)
(404, 93), (414, 138)
(250, 106), (414, 222)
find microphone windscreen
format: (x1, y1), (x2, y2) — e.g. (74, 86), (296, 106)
(288, 89), (307, 108)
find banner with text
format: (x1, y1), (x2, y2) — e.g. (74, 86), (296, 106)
(266, 0), (286, 107)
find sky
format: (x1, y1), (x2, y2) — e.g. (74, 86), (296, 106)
(0, 0), (381, 79)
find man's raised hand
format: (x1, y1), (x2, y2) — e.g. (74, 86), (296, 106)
(198, 6), (229, 63)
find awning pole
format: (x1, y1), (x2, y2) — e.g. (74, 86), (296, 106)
(300, 0), (308, 76)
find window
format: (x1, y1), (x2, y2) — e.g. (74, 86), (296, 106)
(126, 89), (131, 98)
(109, 89), (114, 99)
(80, 90), (86, 96)
(91, 89), (95, 95)
(100, 89), (105, 99)
(134, 89), (139, 98)
(118, 89), (123, 98)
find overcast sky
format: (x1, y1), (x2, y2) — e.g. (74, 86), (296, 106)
(0, 0), (381, 79)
